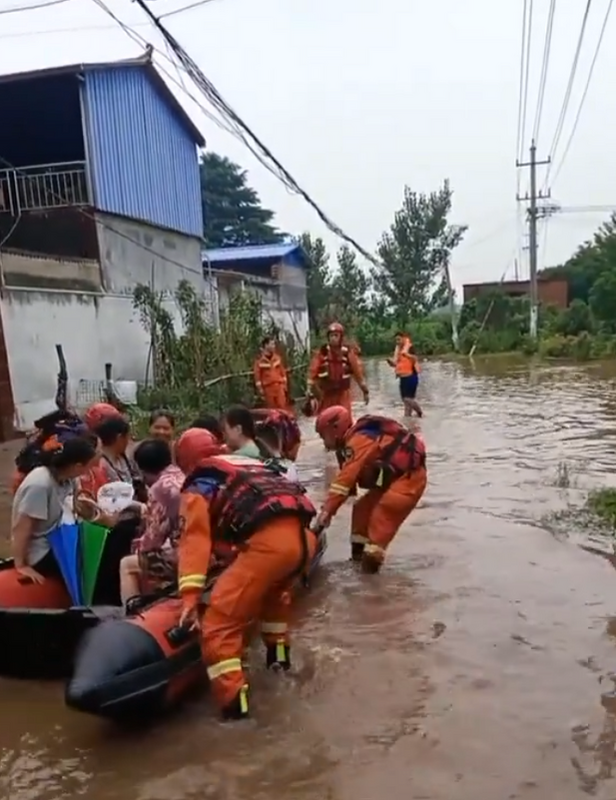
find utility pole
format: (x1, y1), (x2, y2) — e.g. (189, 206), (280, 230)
(443, 260), (459, 351)
(516, 140), (550, 339)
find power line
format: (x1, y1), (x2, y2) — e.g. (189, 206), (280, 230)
(550, 0), (614, 187)
(516, 0), (534, 163)
(0, 0), (70, 15)
(543, 0), (593, 186)
(113, 0), (383, 269)
(532, 0), (556, 143)
(160, 0), (220, 19)
(0, 22), (148, 38)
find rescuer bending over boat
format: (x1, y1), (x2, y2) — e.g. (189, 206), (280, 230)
(313, 406), (427, 574)
(175, 427), (318, 720)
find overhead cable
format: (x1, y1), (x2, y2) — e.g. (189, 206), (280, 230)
(543, 0), (593, 187)
(0, 0), (70, 15)
(532, 0), (556, 143)
(550, 0), (613, 187)
(124, 0), (382, 267)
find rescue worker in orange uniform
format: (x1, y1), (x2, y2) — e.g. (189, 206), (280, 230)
(253, 336), (289, 411)
(307, 322), (369, 414)
(313, 406), (427, 574)
(387, 332), (423, 417)
(251, 408), (301, 461)
(175, 427), (317, 720)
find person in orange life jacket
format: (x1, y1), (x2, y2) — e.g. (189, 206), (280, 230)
(253, 336), (290, 411)
(251, 407), (301, 461)
(387, 332), (423, 418)
(307, 322), (369, 414)
(176, 428), (318, 720)
(313, 406), (427, 574)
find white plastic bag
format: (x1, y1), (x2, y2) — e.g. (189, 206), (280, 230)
(96, 481), (134, 514)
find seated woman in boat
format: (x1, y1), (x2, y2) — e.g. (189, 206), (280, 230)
(191, 414), (225, 444)
(148, 409), (175, 443)
(11, 436), (98, 583)
(118, 438), (184, 611)
(11, 410), (90, 494)
(222, 405), (262, 458)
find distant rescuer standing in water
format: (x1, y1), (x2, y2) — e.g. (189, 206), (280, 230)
(306, 321), (369, 414)
(253, 336), (290, 411)
(388, 331), (423, 417)
(313, 406), (427, 574)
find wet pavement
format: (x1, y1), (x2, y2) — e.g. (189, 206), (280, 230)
(3, 356), (616, 798)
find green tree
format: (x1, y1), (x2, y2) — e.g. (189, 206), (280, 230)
(299, 232), (332, 333)
(331, 244), (370, 325)
(374, 180), (467, 324)
(554, 299), (593, 336)
(201, 153), (282, 247)
(589, 270), (616, 332)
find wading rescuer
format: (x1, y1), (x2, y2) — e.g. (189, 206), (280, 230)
(387, 332), (423, 417)
(175, 428), (318, 720)
(307, 322), (369, 414)
(313, 406), (427, 573)
(253, 336), (290, 411)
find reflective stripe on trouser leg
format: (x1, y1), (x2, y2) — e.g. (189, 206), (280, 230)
(350, 533), (369, 545)
(205, 656), (247, 710)
(363, 542), (386, 562)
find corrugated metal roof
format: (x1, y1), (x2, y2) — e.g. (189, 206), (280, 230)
(203, 243), (304, 264)
(0, 54), (204, 146)
(84, 67), (203, 237)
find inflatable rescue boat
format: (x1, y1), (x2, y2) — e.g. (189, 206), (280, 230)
(65, 532), (327, 720)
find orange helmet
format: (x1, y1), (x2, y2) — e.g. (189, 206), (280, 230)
(84, 402), (122, 430)
(327, 322), (344, 335)
(315, 405), (352, 437)
(176, 428), (224, 474)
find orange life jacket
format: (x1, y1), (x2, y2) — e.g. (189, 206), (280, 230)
(254, 408), (301, 460)
(344, 415), (426, 489)
(182, 456), (316, 544)
(316, 344), (352, 389)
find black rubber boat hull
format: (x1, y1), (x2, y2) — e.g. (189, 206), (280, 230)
(65, 533), (327, 719)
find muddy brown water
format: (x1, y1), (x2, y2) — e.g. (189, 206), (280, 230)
(4, 357), (616, 799)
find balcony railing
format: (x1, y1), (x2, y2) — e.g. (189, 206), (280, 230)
(0, 161), (89, 215)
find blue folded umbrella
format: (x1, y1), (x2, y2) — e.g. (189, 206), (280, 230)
(48, 521), (83, 606)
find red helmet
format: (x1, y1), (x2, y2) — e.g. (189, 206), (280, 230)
(84, 402), (122, 430)
(315, 405), (352, 437)
(327, 322), (344, 335)
(176, 428), (224, 474)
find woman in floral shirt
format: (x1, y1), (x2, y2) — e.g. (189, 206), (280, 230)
(118, 438), (184, 609)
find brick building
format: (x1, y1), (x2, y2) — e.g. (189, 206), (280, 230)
(462, 278), (569, 310)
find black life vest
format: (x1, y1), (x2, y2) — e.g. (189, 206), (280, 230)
(182, 455), (316, 544)
(343, 415), (426, 490)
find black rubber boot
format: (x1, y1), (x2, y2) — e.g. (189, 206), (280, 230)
(361, 551), (383, 574)
(221, 684), (250, 720)
(351, 542), (365, 562)
(265, 642), (291, 672)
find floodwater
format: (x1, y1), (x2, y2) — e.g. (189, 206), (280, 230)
(3, 357), (616, 799)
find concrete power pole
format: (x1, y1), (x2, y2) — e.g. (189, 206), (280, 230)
(516, 140), (550, 339)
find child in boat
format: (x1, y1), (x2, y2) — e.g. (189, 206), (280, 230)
(118, 438), (184, 611)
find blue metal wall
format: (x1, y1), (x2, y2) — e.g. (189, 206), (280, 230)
(82, 67), (203, 238)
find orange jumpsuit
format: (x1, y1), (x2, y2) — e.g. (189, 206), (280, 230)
(177, 456), (317, 714)
(308, 344), (366, 414)
(253, 351), (289, 410)
(323, 417), (427, 565)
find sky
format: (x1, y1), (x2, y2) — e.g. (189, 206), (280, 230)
(1, 0), (615, 296)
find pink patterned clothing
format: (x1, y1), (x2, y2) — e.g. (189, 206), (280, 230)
(133, 465), (185, 583)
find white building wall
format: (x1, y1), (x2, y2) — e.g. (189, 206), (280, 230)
(0, 216), (216, 430)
